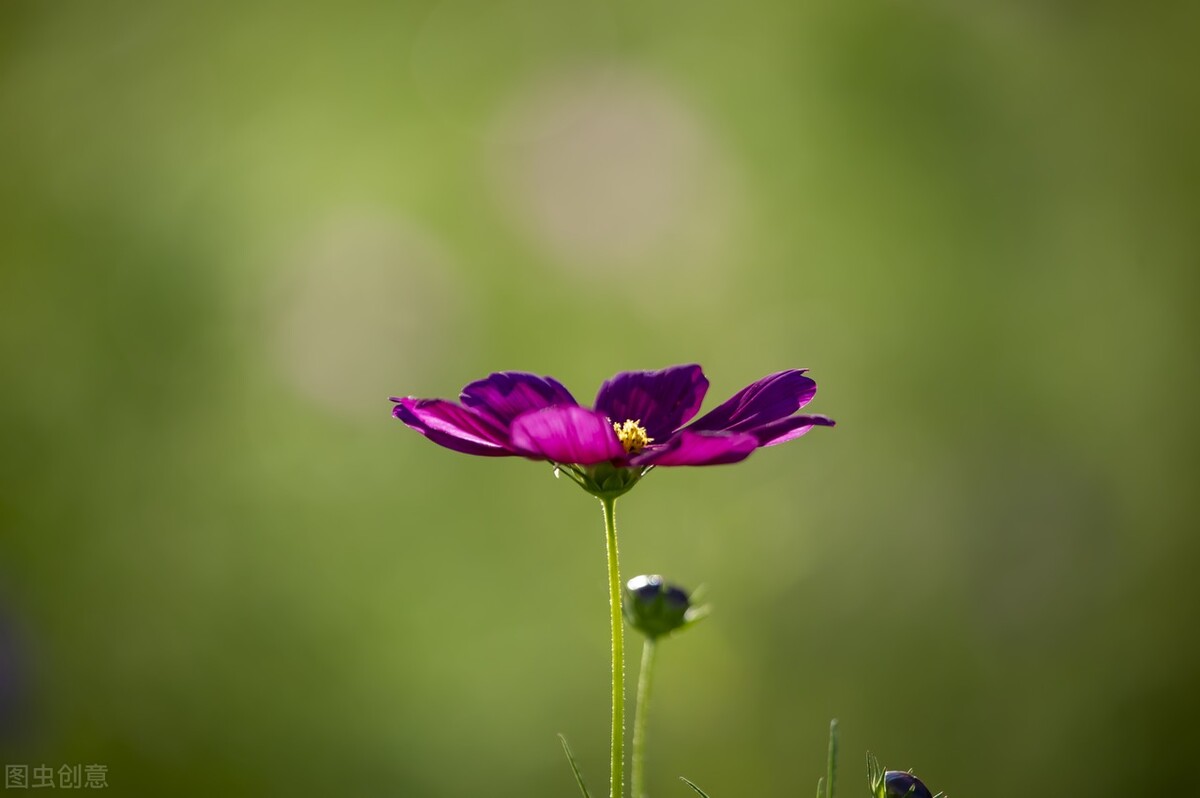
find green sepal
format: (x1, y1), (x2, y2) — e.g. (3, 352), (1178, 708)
(866, 752), (885, 798)
(601, 473), (625, 491)
(676, 604), (710, 633)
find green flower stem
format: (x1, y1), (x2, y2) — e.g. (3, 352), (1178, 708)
(601, 496), (626, 798)
(631, 637), (658, 798)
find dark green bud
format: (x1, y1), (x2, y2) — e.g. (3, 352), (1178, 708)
(868, 754), (943, 798)
(884, 772), (933, 798)
(622, 575), (702, 639)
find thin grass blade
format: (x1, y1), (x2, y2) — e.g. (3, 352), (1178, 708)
(679, 776), (712, 797)
(558, 734), (593, 798)
(825, 719), (839, 798)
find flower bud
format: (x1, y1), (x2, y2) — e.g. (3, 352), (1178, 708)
(622, 575), (699, 639)
(884, 771), (933, 798)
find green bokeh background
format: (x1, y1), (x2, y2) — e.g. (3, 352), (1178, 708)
(2, 1), (1197, 795)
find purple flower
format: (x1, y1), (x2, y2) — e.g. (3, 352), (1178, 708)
(391, 365), (833, 493)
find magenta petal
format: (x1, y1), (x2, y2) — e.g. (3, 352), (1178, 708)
(632, 430), (759, 467)
(509, 406), (624, 465)
(460, 372), (577, 428)
(750, 414), (836, 447)
(687, 370), (818, 434)
(391, 398), (513, 457)
(594, 365), (709, 442)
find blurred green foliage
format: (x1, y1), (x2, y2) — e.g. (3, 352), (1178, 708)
(2, 0), (1198, 796)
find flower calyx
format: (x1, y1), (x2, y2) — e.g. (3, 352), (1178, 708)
(553, 460), (646, 499)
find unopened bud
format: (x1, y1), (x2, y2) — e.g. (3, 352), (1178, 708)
(622, 575), (702, 639)
(884, 771), (934, 798)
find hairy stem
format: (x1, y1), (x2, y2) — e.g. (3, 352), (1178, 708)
(601, 496), (625, 798)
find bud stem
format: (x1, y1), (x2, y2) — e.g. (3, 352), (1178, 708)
(601, 496), (626, 798)
(631, 637), (658, 798)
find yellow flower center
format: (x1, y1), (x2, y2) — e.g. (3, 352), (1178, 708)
(613, 419), (654, 454)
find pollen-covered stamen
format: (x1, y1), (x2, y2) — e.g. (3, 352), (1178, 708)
(613, 419), (654, 455)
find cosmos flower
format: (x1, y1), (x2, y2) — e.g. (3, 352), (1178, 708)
(392, 364), (832, 468)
